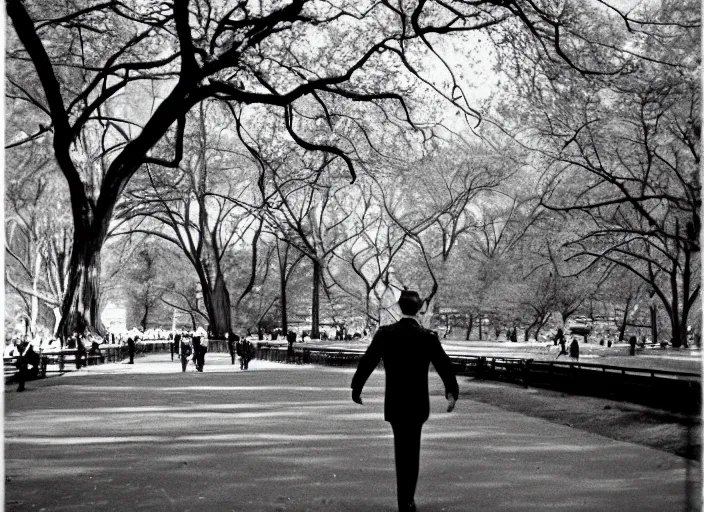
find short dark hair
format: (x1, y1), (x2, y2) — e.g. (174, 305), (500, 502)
(398, 290), (423, 316)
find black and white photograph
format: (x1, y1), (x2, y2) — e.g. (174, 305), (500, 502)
(3, 1), (701, 510)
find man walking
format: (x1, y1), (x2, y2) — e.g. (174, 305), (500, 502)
(555, 335), (568, 359)
(629, 335), (638, 356)
(173, 331), (182, 362)
(197, 336), (208, 371)
(192, 334), (202, 371)
(126, 335), (136, 364)
(351, 290), (459, 512)
(241, 338), (253, 370)
(15, 336), (37, 392)
(227, 332), (240, 365)
(569, 337), (580, 361)
(180, 338), (192, 372)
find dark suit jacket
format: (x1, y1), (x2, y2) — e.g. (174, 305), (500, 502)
(351, 318), (459, 424)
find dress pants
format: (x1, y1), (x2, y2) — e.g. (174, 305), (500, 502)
(390, 421), (423, 510)
(196, 346), (207, 371)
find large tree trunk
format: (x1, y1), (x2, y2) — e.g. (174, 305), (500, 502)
(56, 222), (105, 337)
(670, 315), (683, 348)
(140, 304), (150, 331)
(9, 0), (194, 339)
(202, 271), (232, 338)
(618, 297), (631, 342)
(311, 259), (321, 339)
(534, 314), (549, 341)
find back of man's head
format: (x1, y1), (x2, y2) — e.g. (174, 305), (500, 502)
(398, 290), (423, 316)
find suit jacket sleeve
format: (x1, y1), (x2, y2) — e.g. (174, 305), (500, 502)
(350, 330), (384, 395)
(429, 332), (459, 400)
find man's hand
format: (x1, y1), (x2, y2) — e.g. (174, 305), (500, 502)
(352, 391), (363, 405)
(446, 396), (456, 413)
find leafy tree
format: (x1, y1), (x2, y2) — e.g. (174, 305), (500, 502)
(7, 0), (648, 334)
(123, 243), (169, 330)
(5, 137), (72, 335)
(261, 160), (367, 338)
(532, 3), (700, 347)
(376, 143), (514, 318)
(456, 196), (541, 338)
(328, 180), (408, 328)
(112, 102), (262, 336)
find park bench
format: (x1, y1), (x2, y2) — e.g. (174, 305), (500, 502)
(4, 356), (19, 381)
(451, 355), (484, 377)
(4, 355), (41, 382)
(36, 347), (114, 376)
(452, 355), (532, 387)
(485, 357), (533, 387)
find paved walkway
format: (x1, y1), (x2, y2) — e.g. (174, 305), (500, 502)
(4, 354), (701, 511)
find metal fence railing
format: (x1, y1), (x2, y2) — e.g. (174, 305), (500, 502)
(256, 343), (701, 413)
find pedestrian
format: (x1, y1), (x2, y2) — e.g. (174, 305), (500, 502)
(227, 332), (240, 365)
(569, 337), (579, 361)
(553, 328), (564, 347)
(169, 332), (176, 361)
(555, 335), (568, 359)
(197, 336), (208, 371)
(173, 331), (182, 362)
(286, 330), (296, 357)
(192, 334), (202, 371)
(76, 335), (87, 369)
(351, 289), (458, 512)
(89, 338), (102, 363)
(127, 335), (136, 364)
(236, 337), (245, 369)
(180, 339), (192, 372)
(15, 336), (38, 392)
(629, 335), (637, 356)
(510, 327), (517, 343)
(241, 338), (253, 370)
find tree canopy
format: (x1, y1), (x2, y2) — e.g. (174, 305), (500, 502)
(5, 0), (700, 344)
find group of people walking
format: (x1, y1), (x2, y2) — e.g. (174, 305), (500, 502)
(553, 328), (580, 360)
(166, 331), (255, 372)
